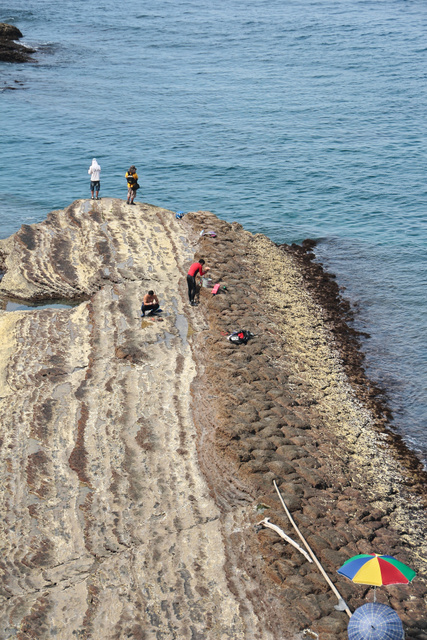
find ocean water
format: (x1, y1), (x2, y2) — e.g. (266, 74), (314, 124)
(1, 0), (426, 465)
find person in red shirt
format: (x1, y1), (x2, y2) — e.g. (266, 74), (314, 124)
(187, 259), (210, 305)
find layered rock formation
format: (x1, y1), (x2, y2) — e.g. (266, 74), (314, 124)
(0, 199), (425, 639)
(0, 23), (36, 63)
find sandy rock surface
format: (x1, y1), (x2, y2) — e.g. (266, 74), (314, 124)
(0, 200), (425, 640)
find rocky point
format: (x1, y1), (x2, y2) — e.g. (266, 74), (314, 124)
(0, 199), (425, 639)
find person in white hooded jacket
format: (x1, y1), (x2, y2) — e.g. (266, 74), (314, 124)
(88, 158), (101, 200)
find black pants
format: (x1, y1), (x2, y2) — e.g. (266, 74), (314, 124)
(141, 303), (159, 316)
(187, 275), (196, 302)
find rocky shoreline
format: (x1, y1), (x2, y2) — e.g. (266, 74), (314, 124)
(0, 200), (425, 639)
(189, 213), (426, 637)
(284, 240), (427, 487)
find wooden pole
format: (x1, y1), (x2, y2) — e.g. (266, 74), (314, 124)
(273, 480), (352, 618)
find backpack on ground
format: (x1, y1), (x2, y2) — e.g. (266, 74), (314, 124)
(227, 330), (254, 345)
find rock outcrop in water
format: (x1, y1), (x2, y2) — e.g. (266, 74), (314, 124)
(0, 199), (425, 640)
(0, 23), (36, 63)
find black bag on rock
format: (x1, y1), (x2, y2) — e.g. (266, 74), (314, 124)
(227, 330), (254, 345)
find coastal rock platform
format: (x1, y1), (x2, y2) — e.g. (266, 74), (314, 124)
(0, 199), (425, 639)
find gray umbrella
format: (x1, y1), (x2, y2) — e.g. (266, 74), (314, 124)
(348, 603), (404, 640)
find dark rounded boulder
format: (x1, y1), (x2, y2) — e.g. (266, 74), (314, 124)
(0, 23), (23, 39)
(0, 23), (36, 63)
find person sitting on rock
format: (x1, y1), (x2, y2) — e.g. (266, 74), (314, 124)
(187, 259), (210, 306)
(141, 291), (159, 317)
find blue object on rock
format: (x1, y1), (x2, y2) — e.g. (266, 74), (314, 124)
(175, 211), (184, 219)
(348, 603), (404, 640)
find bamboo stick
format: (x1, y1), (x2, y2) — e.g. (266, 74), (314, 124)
(273, 480), (352, 618)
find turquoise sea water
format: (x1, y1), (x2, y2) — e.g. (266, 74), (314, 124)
(1, 0), (426, 464)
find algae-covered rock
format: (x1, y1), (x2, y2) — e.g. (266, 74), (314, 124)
(0, 22), (36, 62)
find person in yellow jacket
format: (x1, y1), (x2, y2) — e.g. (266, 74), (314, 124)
(125, 165), (139, 205)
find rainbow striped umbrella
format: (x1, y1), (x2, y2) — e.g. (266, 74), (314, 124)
(338, 554), (416, 587)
